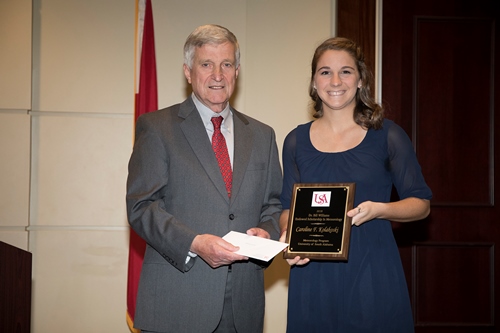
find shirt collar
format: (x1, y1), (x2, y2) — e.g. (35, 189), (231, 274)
(191, 93), (233, 131)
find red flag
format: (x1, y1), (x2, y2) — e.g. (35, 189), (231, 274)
(127, 0), (157, 331)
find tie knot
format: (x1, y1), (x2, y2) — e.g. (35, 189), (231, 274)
(211, 116), (223, 130)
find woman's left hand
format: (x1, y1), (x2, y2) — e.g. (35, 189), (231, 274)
(347, 197), (430, 226)
(347, 201), (378, 226)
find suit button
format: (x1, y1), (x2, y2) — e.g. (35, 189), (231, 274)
(229, 214), (235, 220)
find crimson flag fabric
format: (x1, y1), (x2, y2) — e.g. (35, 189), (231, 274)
(134, 0), (158, 121)
(127, 0), (157, 331)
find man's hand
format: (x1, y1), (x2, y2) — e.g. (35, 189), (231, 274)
(190, 234), (248, 268)
(246, 227), (270, 239)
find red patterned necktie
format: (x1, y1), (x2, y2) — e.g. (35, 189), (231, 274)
(211, 116), (232, 197)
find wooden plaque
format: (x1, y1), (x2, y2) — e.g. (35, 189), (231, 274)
(284, 183), (355, 261)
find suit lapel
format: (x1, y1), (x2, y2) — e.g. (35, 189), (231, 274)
(179, 98), (231, 203)
(231, 110), (253, 201)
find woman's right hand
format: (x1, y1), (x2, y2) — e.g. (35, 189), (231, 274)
(286, 255), (310, 266)
(279, 228), (310, 266)
(280, 210), (311, 266)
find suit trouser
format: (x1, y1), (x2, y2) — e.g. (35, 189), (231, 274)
(141, 267), (236, 333)
(213, 267), (237, 332)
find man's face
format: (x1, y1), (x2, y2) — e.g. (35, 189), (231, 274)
(183, 42), (239, 113)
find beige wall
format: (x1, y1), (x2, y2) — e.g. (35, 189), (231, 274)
(0, 0), (334, 332)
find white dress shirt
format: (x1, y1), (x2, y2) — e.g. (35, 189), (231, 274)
(191, 93), (234, 168)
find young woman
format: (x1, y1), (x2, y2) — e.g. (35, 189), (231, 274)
(279, 37), (432, 333)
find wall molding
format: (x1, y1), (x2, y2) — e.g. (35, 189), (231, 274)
(25, 225), (129, 231)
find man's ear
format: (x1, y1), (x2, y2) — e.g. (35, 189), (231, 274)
(183, 63), (192, 84)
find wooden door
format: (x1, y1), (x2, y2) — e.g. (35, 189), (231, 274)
(381, 0), (499, 332)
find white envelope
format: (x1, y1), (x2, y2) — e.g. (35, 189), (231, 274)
(222, 231), (288, 262)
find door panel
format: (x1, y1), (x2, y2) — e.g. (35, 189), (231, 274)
(382, 0), (499, 332)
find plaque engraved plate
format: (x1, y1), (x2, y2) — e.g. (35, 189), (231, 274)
(284, 183), (355, 260)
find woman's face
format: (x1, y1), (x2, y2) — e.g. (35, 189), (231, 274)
(313, 49), (361, 112)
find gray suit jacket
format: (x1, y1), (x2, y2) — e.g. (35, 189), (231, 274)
(126, 97), (282, 333)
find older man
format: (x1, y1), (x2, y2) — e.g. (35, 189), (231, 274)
(126, 24), (282, 333)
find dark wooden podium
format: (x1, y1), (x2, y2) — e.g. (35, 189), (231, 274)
(0, 241), (32, 333)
